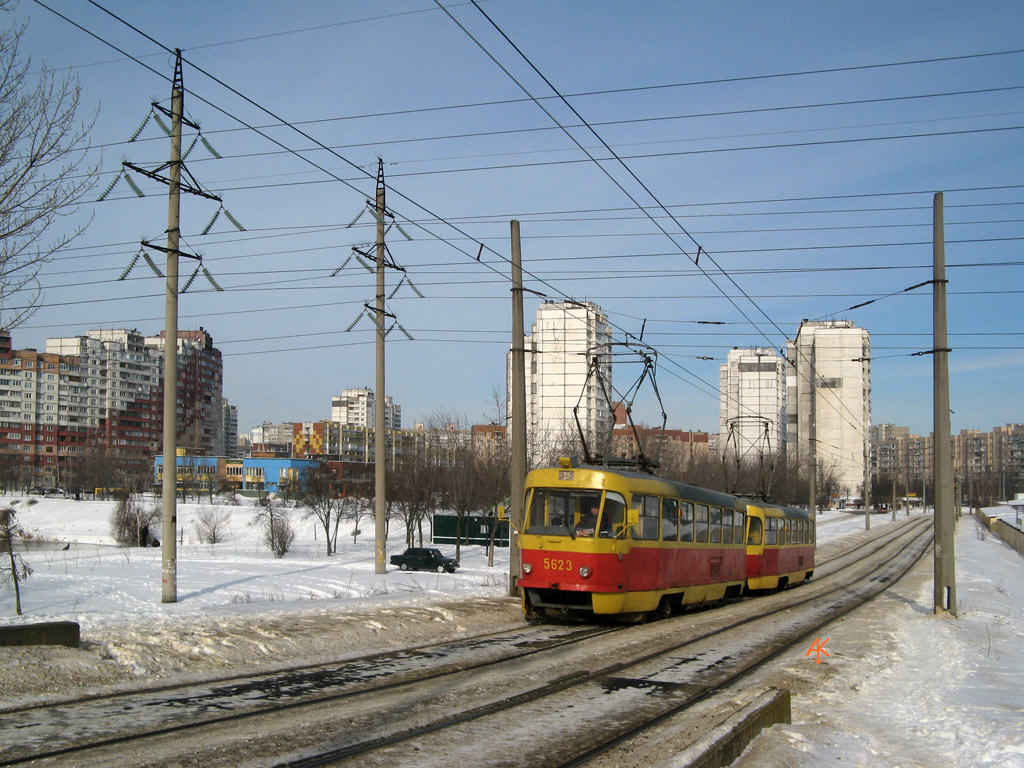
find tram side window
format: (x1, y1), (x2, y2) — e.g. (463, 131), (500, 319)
(680, 502), (694, 542)
(766, 518), (778, 545)
(630, 495), (660, 540)
(735, 511), (745, 544)
(643, 496), (661, 540)
(747, 515), (763, 546)
(603, 492), (626, 537)
(662, 498), (679, 541)
(695, 504), (709, 543)
(722, 509), (734, 544)
(709, 507), (722, 543)
(799, 520), (806, 544)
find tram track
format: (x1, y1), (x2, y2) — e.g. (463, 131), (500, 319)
(0, 517), (932, 767)
(276, 517), (933, 768)
(0, 623), (616, 766)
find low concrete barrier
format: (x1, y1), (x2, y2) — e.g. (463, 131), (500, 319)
(976, 510), (1024, 559)
(0, 620), (80, 648)
(660, 688), (791, 768)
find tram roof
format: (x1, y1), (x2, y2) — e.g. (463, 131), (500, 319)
(565, 462), (745, 510)
(541, 460), (812, 518)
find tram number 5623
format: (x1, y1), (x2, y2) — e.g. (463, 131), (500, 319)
(543, 558), (573, 572)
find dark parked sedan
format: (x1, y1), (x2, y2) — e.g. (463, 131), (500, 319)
(389, 547), (460, 573)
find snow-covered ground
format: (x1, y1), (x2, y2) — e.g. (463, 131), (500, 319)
(1, 496), (1022, 767)
(2, 494), (510, 626)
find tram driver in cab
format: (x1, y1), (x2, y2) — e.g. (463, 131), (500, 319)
(576, 498), (617, 537)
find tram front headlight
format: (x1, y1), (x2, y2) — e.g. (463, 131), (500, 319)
(522, 562), (533, 574)
(579, 565), (592, 579)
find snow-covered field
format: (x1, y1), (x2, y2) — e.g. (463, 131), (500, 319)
(1, 496), (1022, 767)
(3, 494), (510, 626)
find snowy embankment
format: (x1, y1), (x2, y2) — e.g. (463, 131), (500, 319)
(735, 507), (1024, 768)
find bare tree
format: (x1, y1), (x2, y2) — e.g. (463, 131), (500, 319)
(76, 448), (118, 497)
(297, 464), (343, 555)
(253, 496), (294, 558)
(1, 505), (30, 614)
(0, 450), (19, 493)
(0, 2), (97, 329)
(340, 490), (371, 545)
(109, 493), (159, 546)
(485, 385), (507, 427)
(195, 506), (230, 544)
(390, 451), (441, 548)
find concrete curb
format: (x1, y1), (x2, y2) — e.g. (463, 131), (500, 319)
(659, 688), (791, 768)
(0, 621), (80, 648)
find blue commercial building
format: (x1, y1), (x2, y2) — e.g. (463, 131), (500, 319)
(155, 453), (320, 493)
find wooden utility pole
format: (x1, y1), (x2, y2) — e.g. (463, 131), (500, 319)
(509, 220), (527, 597)
(160, 53), (184, 604)
(933, 191), (957, 616)
(374, 160), (387, 575)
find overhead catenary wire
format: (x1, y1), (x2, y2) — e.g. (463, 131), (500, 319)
(77, 94), (1024, 174)
(32, 4), (1015, 475)
(445, 0), (907, 448)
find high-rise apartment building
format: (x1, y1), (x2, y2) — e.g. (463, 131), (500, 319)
(786, 320), (871, 497)
(331, 388), (401, 430)
(45, 328), (163, 479)
(0, 326), (226, 487)
(515, 301), (612, 461)
(0, 333), (91, 487)
(719, 347), (787, 460)
(144, 328), (224, 457)
(220, 401), (239, 458)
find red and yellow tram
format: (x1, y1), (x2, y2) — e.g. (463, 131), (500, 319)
(515, 458), (814, 619)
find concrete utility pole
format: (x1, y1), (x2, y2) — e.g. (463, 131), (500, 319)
(124, 50), (221, 603)
(374, 160), (387, 575)
(808, 346), (817, 519)
(864, 439), (871, 530)
(932, 191), (957, 616)
(891, 475), (897, 522)
(509, 220), (527, 597)
(160, 54), (184, 604)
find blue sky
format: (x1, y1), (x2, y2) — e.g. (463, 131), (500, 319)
(8, 0), (1023, 436)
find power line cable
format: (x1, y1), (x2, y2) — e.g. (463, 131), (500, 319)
(453, 0), (887, 447)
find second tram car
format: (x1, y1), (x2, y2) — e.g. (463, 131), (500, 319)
(744, 502), (815, 591)
(516, 457), (814, 619)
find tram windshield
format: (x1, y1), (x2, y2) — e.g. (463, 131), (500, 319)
(525, 489), (625, 538)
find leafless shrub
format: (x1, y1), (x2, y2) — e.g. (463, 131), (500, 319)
(1, 506), (31, 614)
(252, 497), (294, 558)
(195, 507), (231, 544)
